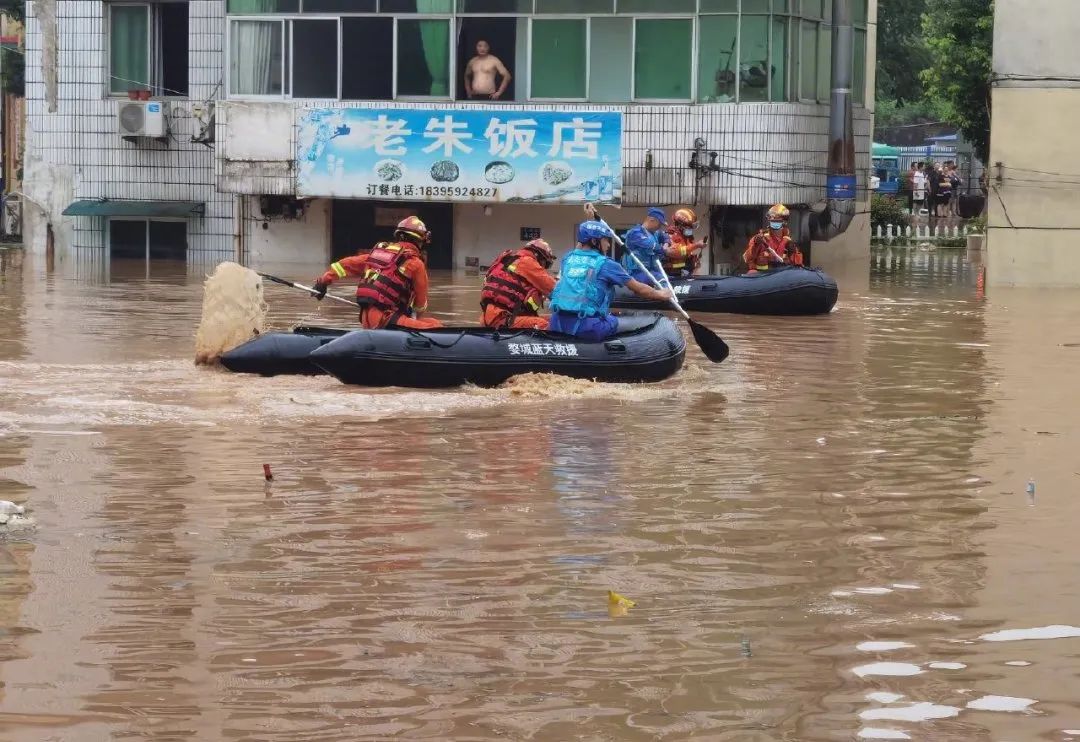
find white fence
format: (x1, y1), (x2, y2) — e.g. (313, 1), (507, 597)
(874, 224), (979, 242)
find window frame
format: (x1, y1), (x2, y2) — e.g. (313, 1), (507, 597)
(106, 1), (190, 99)
(227, 14), (343, 101)
(526, 15), (590, 102)
(105, 217), (189, 264)
(631, 15), (696, 103)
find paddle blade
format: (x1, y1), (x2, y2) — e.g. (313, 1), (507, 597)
(688, 318), (730, 363)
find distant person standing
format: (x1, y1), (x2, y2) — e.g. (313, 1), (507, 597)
(912, 163), (927, 215)
(935, 163), (953, 217)
(464, 40), (511, 100)
(947, 163), (963, 216)
(906, 162), (919, 212)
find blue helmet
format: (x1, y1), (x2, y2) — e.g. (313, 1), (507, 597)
(577, 220), (614, 244)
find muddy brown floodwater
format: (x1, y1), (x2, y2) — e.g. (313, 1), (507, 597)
(1, 246), (1079, 741)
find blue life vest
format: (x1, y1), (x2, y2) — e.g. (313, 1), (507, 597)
(621, 224), (665, 278)
(550, 249), (612, 318)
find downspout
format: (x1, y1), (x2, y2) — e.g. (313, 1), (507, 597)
(810, 0), (856, 241)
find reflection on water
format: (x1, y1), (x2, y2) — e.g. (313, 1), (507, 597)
(0, 246), (1079, 740)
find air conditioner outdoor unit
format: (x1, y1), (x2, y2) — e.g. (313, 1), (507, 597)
(118, 100), (168, 139)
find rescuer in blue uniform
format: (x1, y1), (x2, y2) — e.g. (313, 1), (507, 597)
(621, 207), (671, 283)
(549, 221), (672, 341)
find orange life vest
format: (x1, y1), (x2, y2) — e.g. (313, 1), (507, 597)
(354, 242), (417, 312)
(480, 250), (543, 318)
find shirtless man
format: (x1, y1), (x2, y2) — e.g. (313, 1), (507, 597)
(464, 40), (511, 100)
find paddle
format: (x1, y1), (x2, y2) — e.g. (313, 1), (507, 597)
(583, 204), (729, 364)
(257, 272), (357, 308)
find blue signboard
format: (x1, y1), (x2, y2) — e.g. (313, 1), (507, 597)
(296, 108), (623, 204)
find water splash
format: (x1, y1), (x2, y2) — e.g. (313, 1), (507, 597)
(194, 262), (267, 365)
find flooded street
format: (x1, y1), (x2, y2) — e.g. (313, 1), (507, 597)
(1, 246), (1079, 741)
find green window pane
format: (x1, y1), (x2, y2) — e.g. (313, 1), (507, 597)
(379, 0), (454, 12)
(817, 23), (831, 101)
(634, 18), (691, 100)
(801, 0), (823, 19)
(699, 0), (738, 10)
(799, 20), (816, 99)
(537, 0), (612, 11)
(230, 20), (284, 95)
(589, 16), (632, 102)
(773, 0), (790, 12)
(742, 0), (770, 12)
(698, 14), (737, 102)
(618, 0), (695, 12)
(853, 28), (866, 105)
(397, 19), (450, 96)
(457, 0), (532, 12)
(531, 20), (587, 99)
(227, 0), (299, 12)
(771, 17), (788, 101)
(739, 15), (770, 103)
(853, 0), (867, 25)
(109, 5), (149, 94)
(304, 0), (376, 10)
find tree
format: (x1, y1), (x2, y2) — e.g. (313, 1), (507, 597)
(921, 0), (994, 162)
(876, 0), (931, 104)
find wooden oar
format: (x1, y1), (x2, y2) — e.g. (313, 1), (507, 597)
(585, 205), (729, 364)
(257, 272), (357, 308)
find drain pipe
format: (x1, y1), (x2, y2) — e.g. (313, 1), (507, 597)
(810, 0), (856, 241)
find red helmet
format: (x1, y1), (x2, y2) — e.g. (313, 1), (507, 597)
(522, 238), (555, 268)
(394, 216), (431, 245)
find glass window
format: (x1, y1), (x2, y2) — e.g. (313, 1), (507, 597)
(817, 23), (831, 101)
(634, 18), (691, 100)
(109, 5), (149, 95)
(231, 20), (284, 95)
(304, 0), (376, 10)
(109, 220), (147, 260)
(800, 0), (823, 19)
(160, 3), (190, 97)
(531, 20), (587, 99)
(457, 0), (531, 11)
(853, 27), (866, 105)
(699, 0), (738, 10)
(227, 0), (299, 12)
(293, 19), (338, 98)
(397, 19), (451, 96)
(773, 0), (789, 12)
(148, 221), (187, 261)
(342, 17), (393, 99)
(537, 0), (612, 11)
(771, 17), (787, 101)
(380, 0), (453, 12)
(742, 0), (770, 12)
(739, 15), (770, 103)
(589, 16), (632, 102)
(853, 0), (867, 25)
(618, 0), (695, 12)
(798, 20), (815, 100)
(698, 14), (737, 102)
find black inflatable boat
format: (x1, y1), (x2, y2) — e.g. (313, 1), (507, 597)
(220, 326), (347, 376)
(309, 312), (685, 388)
(612, 267), (838, 315)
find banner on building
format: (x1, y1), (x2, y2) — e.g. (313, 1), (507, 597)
(296, 108), (622, 205)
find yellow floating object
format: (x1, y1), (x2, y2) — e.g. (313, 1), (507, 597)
(608, 590), (636, 608)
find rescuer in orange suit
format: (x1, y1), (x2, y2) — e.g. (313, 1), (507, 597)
(312, 216), (444, 330)
(662, 207), (706, 277)
(743, 203), (804, 274)
(480, 238), (557, 330)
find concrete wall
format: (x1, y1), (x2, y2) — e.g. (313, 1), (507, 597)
(23, 0), (232, 261)
(243, 197), (332, 264)
(993, 0), (1080, 85)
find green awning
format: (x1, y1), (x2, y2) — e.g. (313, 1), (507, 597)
(62, 200), (205, 218)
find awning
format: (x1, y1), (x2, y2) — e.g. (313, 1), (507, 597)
(62, 200), (205, 218)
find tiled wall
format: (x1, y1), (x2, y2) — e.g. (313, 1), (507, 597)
(24, 0), (233, 259)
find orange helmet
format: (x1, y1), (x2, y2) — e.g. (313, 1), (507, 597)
(394, 216), (431, 245)
(672, 207), (698, 228)
(523, 238), (555, 269)
(766, 204), (790, 223)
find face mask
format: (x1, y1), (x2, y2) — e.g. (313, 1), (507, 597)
(769, 221), (784, 231)
(682, 228), (694, 237)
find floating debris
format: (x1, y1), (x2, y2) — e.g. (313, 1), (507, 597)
(608, 590), (635, 617)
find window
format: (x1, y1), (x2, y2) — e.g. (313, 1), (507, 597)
(397, 19), (451, 97)
(589, 16), (632, 103)
(342, 17), (393, 100)
(817, 23), (831, 102)
(293, 20), (338, 98)
(634, 18), (691, 100)
(109, 220), (187, 262)
(800, 0), (823, 19)
(697, 15), (737, 103)
(742, 0), (770, 12)
(537, 0), (612, 12)
(108, 2), (189, 97)
(380, 0), (453, 11)
(699, 0), (737, 9)
(798, 19), (815, 100)
(303, 0), (375, 10)
(853, 27), (866, 105)
(771, 17), (788, 101)
(457, 0), (531, 11)
(226, 0), (298, 11)
(230, 20), (285, 96)
(530, 20), (587, 99)
(739, 15), (770, 102)
(619, 0), (695, 11)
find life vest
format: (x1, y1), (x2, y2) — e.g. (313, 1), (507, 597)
(354, 242), (416, 312)
(481, 249), (543, 318)
(550, 249), (612, 318)
(749, 231), (795, 271)
(664, 228), (700, 274)
(620, 224), (665, 277)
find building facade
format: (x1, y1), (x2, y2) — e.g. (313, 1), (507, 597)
(988, 0), (1080, 287)
(23, 0), (876, 275)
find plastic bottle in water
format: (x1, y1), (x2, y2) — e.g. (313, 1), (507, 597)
(598, 156), (613, 200)
(1026, 478), (1036, 506)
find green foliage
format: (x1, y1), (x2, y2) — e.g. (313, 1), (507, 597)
(876, 0), (931, 104)
(921, 0), (994, 162)
(0, 0), (23, 97)
(871, 194), (910, 233)
(966, 214), (987, 234)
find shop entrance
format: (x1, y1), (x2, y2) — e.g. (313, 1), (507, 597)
(331, 200), (453, 269)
